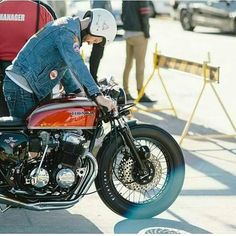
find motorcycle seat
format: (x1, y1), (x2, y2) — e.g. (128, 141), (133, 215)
(0, 116), (26, 129)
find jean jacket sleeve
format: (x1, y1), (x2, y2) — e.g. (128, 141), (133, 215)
(55, 28), (100, 96)
(61, 69), (82, 94)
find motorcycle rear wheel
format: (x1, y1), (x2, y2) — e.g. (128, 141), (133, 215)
(95, 124), (185, 219)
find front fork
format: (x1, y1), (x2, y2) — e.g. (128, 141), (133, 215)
(117, 119), (147, 173)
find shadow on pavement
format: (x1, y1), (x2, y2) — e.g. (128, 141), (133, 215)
(133, 110), (236, 144)
(114, 218), (211, 234)
(181, 148), (236, 196)
(0, 208), (102, 234)
(133, 110), (236, 196)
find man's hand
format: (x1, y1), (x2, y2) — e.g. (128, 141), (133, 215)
(95, 95), (117, 112)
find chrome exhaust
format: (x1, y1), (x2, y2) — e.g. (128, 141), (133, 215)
(0, 152), (98, 212)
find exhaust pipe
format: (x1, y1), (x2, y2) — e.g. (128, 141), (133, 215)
(0, 152), (98, 212)
(0, 195), (75, 211)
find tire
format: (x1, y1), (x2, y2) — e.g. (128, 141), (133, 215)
(180, 10), (195, 31)
(234, 18), (236, 35)
(95, 124), (185, 219)
(149, 1), (156, 18)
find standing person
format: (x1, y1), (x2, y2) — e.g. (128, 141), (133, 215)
(3, 9), (117, 119)
(122, 0), (154, 102)
(89, 0), (113, 82)
(0, 0), (56, 116)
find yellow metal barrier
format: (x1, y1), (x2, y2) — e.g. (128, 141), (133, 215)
(133, 45), (236, 145)
(133, 45), (177, 117)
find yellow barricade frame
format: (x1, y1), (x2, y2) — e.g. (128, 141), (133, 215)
(133, 45), (236, 145)
(132, 46), (178, 116)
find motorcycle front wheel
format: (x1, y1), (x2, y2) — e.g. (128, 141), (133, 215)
(95, 124), (185, 219)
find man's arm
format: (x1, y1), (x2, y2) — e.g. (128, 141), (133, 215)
(138, 1), (150, 38)
(55, 28), (101, 96)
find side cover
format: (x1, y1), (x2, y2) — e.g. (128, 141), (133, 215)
(0, 132), (28, 161)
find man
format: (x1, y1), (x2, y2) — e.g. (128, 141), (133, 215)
(3, 9), (117, 119)
(122, 0), (154, 102)
(0, 0), (56, 116)
(89, 0), (113, 82)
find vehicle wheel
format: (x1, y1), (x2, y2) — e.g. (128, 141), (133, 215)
(180, 10), (195, 31)
(95, 124), (185, 219)
(149, 1), (156, 18)
(234, 19), (236, 35)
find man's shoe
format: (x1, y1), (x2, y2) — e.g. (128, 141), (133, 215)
(139, 94), (156, 103)
(126, 94), (135, 101)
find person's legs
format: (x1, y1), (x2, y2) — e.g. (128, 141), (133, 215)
(3, 76), (37, 119)
(133, 35), (148, 92)
(133, 36), (154, 102)
(89, 43), (105, 82)
(0, 61), (11, 116)
(123, 38), (134, 96)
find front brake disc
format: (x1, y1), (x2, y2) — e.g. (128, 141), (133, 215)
(118, 154), (162, 192)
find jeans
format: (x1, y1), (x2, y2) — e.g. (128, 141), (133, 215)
(3, 76), (37, 119)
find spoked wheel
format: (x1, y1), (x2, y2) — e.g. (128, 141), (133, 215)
(95, 124), (185, 219)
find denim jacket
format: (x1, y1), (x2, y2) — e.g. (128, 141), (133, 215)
(8, 16), (100, 100)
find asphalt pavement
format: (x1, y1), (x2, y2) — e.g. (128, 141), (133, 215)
(0, 17), (236, 234)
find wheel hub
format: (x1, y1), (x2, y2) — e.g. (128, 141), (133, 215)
(118, 153), (162, 192)
(132, 161), (155, 185)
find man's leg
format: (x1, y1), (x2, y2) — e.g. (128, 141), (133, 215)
(133, 35), (148, 92)
(123, 38), (134, 96)
(89, 44), (105, 82)
(133, 36), (154, 102)
(3, 76), (37, 119)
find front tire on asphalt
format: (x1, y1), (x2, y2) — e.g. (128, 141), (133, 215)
(95, 124), (185, 219)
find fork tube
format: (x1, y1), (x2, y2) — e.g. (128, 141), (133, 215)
(118, 120), (146, 171)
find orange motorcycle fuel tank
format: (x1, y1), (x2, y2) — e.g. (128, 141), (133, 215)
(27, 97), (99, 129)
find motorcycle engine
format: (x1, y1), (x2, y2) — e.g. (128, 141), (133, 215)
(1, 130), (88, 194)
(26, 130), (87, 190)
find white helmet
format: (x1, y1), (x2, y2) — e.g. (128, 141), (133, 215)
(83, 8), (117, 46)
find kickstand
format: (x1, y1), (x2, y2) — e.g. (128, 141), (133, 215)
(0, 204), (12, 213)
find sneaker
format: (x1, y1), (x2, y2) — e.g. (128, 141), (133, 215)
(126, 94), (135, 101)
(139, 93), (156, 103)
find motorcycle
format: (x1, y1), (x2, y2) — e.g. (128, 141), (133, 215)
(0, 78), (185, 219)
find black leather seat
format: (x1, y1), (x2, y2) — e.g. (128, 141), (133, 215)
(0, 116), (26, 129)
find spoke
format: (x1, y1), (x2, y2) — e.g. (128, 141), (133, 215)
(117, 183), (125, 193)
(151, 187), (159, 196)
(121, 188), (130, 197)
(138, 191), (142, 203)
(112, 137), (171, 204)
(113, 181), (122, 187)
(160, 175), (167, 181)
(127, 188), (135, 201)
(145, 189), (153, 200)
